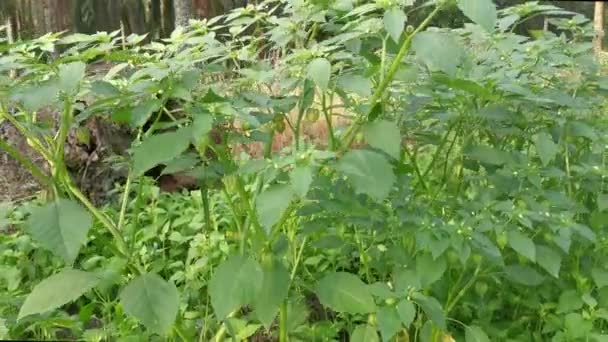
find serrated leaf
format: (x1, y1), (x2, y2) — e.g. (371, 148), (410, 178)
(351, 324), (379, 342)
(307, 58), (331, 90)
(316, 272), (376, 314)
(119, 273), (179, 335)
(507, 231), (535, 262)
(336, 150), (395, 201)
(412, 293), (446, 330)
(18, 269), (98, 320)
(412, 31), (465, 76)
(465, 325), (490, 342)
(534, 132), (558, 166)
(209, 255), (263, 319)
(256, 184), (295, 234)
(363, 120), (401, 160)
(253, 260), (290, 329)
(504, 265), (545, 286)
(457, 0), (497, 32)
(130, 99), (162, 128)
(26, 199), (93, 264)
(416, 254), (446, 287)
(131, 127), (192, 176)
(90, 80), (120, 97)
(290, 165), (313, 198)
(384, 8), (406, 43)
(396, 299), (416, 327)
(337, 75), (372, 97)
(536, 245), (561, 278)
(377, 306), (401, 342)
(58, 61), (86, 94)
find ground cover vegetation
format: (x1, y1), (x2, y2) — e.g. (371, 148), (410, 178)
(2, 0), (608, 341)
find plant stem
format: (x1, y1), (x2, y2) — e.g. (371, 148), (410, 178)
(279, 301), (288, 342)
(117, 171), (133, 231)
(446, 261), (482, 314)
(321, 93), (336, 150)
(339, 5), (443, 151)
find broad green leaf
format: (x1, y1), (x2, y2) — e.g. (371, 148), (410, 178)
(337, 75), (372, 97)
(536, 245), (561, 278)
(377, 306), (402, 342)
(466, 145), (509, 165)
(26, 199), (93, 264)
(412, 293), (446, 330)
(507, 231), (535, 262)
(290, 165), (313, 198)
(131, 127), (192, 176)
(465, 325), (490, 342)
(130, 99), (162, 128)
(191, 109), (214, 145)
(363, 120), (401, 160)
(253, 260), (290, 329)
(58, 61), (86, 94)
(256, 184), (295, 234)
(307, 58), (331, 90)
(534, 132), (558, 166)
(411, 31), (465, 76)
(384, 8), (406, 43)
(557, 290), (583, 313)
(351, 324), (379, 342)
(336, 150), (395, 201)
(18, 269), (98, 320)
(457, 0), (497, 32)
(209, 255), (262, 319)
(565, 313), (593, 339)
(592, 268), (608, 288)
(504, 265), (545, 286)
(316, 272), (376, 314)
(393, 269), (421, 293)
(396, 299), (416, 327)
(119, 273), (179, 335)
(416, 254), (446, 287)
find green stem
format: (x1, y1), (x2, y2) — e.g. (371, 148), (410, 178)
(117, 171), (133, 231)
(339, 5), (443, 151)
(279, 301), (288, 342)
(321, 93), (336, 150)
(446, 261), (481, 314)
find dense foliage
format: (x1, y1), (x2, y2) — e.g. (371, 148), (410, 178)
(2, 0), (608, 341)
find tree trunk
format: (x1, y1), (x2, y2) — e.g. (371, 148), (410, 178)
(161, 0), (174, 36)
(123, 0), (147, 34)
(174, 0), (194, 27)
(594, 1), (604, 53)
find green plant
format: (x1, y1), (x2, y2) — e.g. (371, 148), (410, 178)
(2, 0), (608, 341)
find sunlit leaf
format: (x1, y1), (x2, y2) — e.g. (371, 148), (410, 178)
(377, 306), (401, 342)
(384, 8), (406, 43)
(536, 245), (561, 278)
(307, 58), (331, 90)
(253, 260), (290, 328)
(412, 31), (465, 76)
(507, 231), (536, 262)
(457, 0), (497, 32)
(351, 324), (379, 342)
(412, 293), (446, 330)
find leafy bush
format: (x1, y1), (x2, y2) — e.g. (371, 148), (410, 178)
(1, 0), (608, 341)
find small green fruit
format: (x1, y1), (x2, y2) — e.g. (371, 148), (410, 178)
(305, 108), (320, 122)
